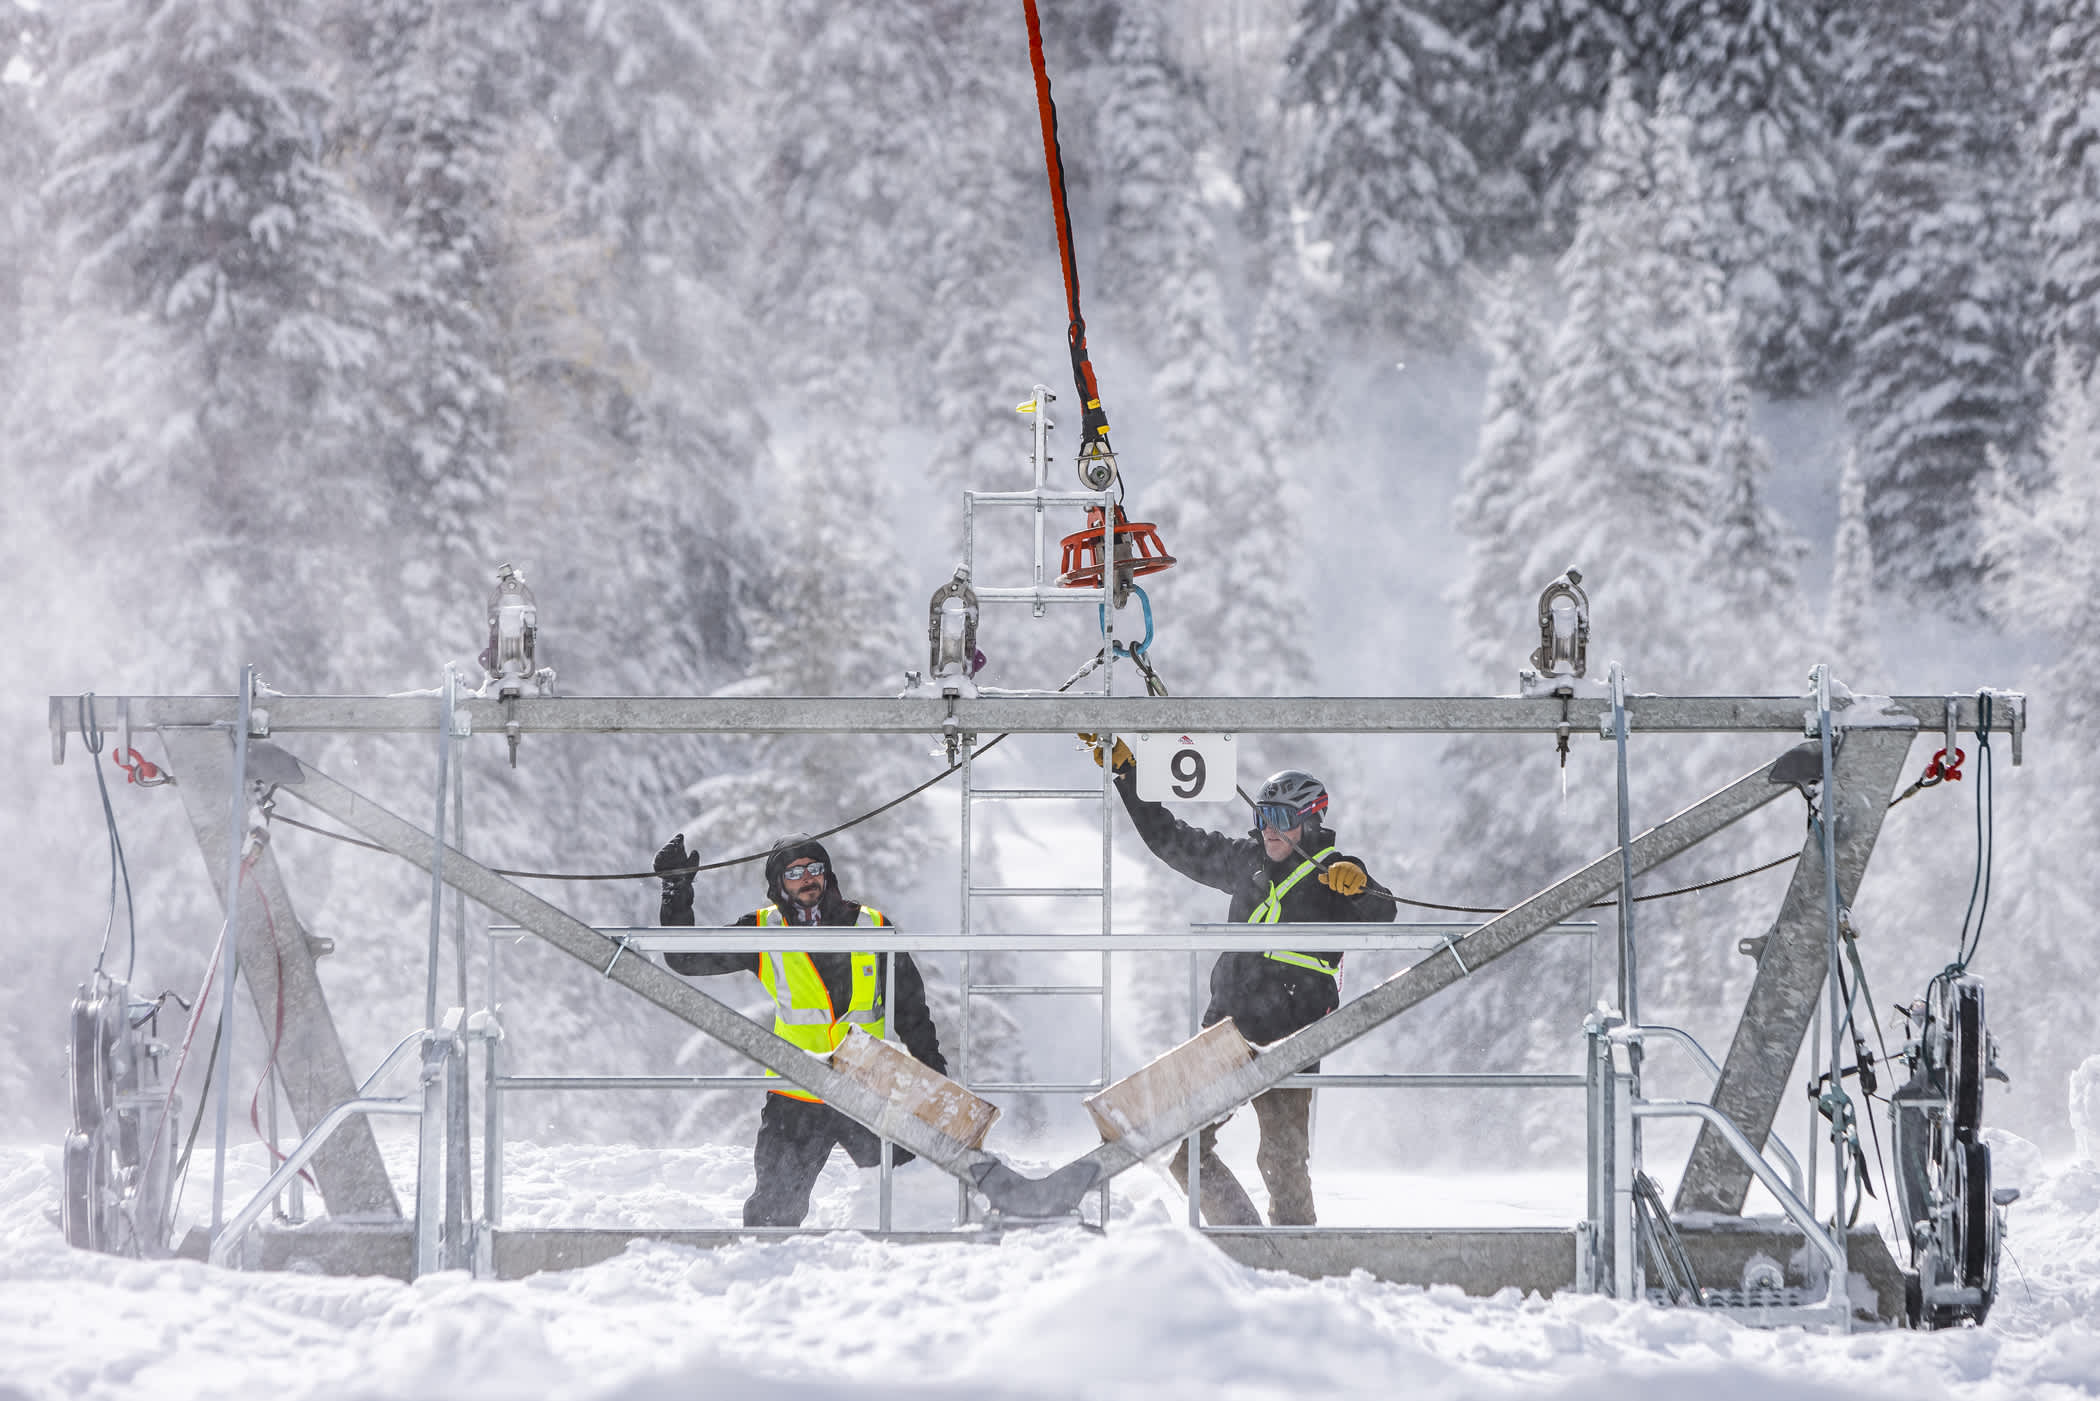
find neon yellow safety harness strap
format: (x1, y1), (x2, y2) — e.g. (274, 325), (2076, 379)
(1248, 846), (1341, 976)
(752, 905), (890, 1101)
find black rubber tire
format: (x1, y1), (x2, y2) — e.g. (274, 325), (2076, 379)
(1952, 982), (1986, 1144)
(1962, 1140), (1993, 1291)
(1904, 1270), (1924, 1329)
(69, 996), (110, 1136)
(61, 1132), (94, 1250)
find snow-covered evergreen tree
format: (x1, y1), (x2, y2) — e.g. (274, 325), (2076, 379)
(494, 0), (765, 844)
(1827, 444), (1880, 677)
(2030, 0), (2100, 384)
(1449, 262), (1548, 671)
(1458, 0), (1662, 252)
(0, 2), (45, 407)
(1664, 0), (1842, 395)
(1510, 76), (1727, 676)
(1839, 0), (2041, 599)
(1973, 344), (2100, 1146)
(921, 0), (1060, 508)
(40, 0), (389, 678)
(1699, 364), (1812, 690)
(1280, 0), (1476, 336)
(1097, 8), (1310, 699)
(339, 0), (513, 596)
(1420, 75), (1808, 1160)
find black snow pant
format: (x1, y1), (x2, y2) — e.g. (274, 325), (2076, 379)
(1168, 1087), (1316, 1227)
(744, 1092), (913, 1227)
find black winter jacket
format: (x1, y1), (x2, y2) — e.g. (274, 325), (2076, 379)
(662, 878), (946, 1077)
(1114, 766), (1396, 1045)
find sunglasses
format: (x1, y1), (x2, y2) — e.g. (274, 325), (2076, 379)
(781, 860), (827, 880)
(1254, 804), (1303, 832)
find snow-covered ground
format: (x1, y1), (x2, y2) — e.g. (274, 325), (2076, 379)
(6, 1119), (2100, 1400)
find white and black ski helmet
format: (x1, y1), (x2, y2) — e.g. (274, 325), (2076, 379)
(1255, 769), (1329, 826)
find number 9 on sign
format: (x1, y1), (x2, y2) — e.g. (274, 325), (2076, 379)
(1132, 733), (1237, 803)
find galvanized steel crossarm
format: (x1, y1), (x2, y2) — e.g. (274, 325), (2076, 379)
(1067, 756), (1796, 1185)
(254, 744), (998, 1182)
(50, 692), (2021, 753)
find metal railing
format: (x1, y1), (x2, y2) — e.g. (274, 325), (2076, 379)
(210, 1031), (431, 1269)
(478, 921), (1600, 1236)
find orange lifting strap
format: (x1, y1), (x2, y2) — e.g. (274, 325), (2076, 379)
(1056, 505), (1177, 590)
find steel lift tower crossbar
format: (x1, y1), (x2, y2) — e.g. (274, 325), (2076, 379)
(52, 694), (2021, 746)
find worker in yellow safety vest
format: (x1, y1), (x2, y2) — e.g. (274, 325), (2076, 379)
(652, 832), (948, 1226)
(1088, 751), (1397, 1225)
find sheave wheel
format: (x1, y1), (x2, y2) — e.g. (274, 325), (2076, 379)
(69, 995), (111, 1136)
(1951, 981), (1986, 1144)
(61, 1131), (95, 1250)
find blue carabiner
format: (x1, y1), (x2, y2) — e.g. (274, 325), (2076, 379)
(1098, 584), (1155, 660)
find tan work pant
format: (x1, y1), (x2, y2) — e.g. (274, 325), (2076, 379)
(1166, 1087), (1315, 1226)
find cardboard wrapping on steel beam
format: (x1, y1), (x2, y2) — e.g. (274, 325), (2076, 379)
(1083, 1019), (1254, 1144)
(830, 1027), (1001, 1150)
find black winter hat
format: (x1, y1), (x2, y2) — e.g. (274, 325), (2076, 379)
(764, 833), (836, 901)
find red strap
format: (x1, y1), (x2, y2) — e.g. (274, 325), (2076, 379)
(1023, 0), (1111, 447)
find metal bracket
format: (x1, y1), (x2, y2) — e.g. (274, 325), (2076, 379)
(969, 1158), (1102, 1221)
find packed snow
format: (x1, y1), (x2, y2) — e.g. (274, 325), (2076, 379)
(5, 1096), (2100, 1400)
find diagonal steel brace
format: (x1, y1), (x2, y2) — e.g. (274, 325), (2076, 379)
(254, 745), (1010, 1195)
(1064, 751), (1804, 1189)
(1674, 725), (1916, 1214)
(160, 727), (401, 1219)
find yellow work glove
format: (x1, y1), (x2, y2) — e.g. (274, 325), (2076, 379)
(1078, 733), (1134, 773)
(1318, 860), (1368, 897)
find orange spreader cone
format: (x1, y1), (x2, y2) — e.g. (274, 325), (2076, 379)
(1055, 504), (1177, 590)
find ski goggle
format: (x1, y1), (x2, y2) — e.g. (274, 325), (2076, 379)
(781, 860), (827, 880)
(1254, 804), (1302, 831)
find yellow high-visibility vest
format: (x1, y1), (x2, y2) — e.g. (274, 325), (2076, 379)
(754, 905), (889, 1102)
(1248, 846), (1341, 978)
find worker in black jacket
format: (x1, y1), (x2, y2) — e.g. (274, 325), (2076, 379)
(653, 832), (947, 1227)
(1095, 745), (1396, 1225)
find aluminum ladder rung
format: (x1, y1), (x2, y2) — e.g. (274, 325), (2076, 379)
(969, 787), (1102, 800)
(967, 983), (1104, 996)
(967, 886), (1103, 899)
(966, 1081), (1106, 1095)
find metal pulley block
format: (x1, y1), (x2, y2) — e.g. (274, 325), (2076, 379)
(478, 563), (556, 766)
(1518, 569), (1597, 773)
(480, 563), (540, 700)
(1530, 569), (1590, 685)
(926, 566), (982, 688)
(1075, 441), (1118, 492)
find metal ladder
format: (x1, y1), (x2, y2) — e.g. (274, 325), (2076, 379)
(952, 383), (1121, 1225)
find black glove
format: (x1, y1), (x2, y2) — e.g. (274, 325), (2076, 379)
(655, 834), (695, 925)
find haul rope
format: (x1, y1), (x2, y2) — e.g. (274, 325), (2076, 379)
(1024, 0), (1111, 454)
(76, 693), (140, 982)
(1952, 690), (1996, 972)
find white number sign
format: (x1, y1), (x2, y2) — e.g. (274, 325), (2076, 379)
(1131, 732), (1237, 803)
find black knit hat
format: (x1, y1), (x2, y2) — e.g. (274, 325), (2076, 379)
(764, 833), (835, 902)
